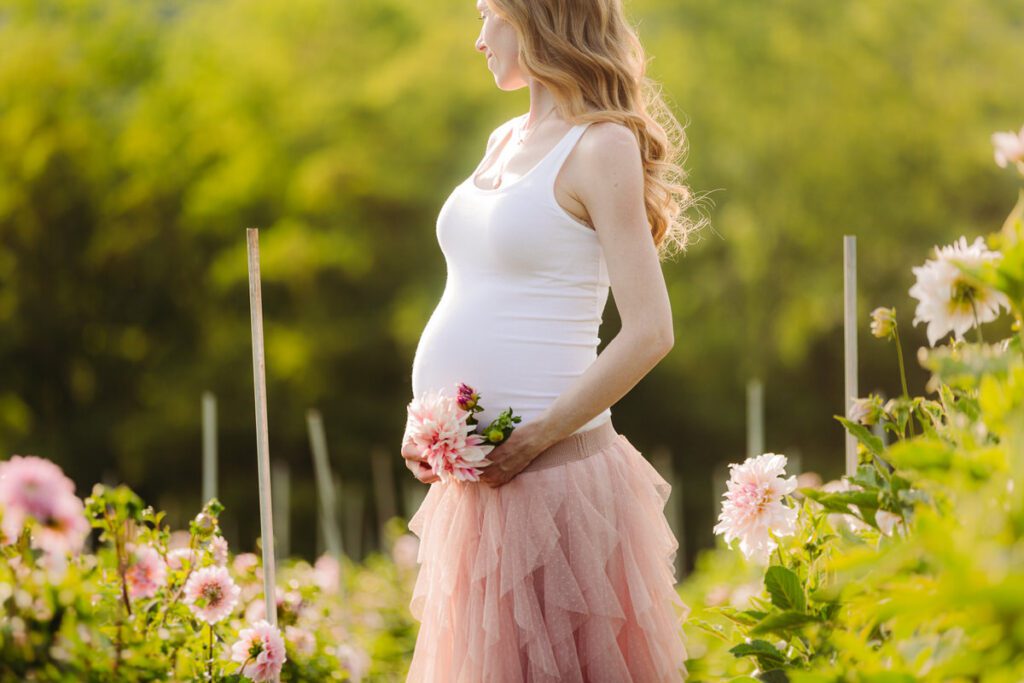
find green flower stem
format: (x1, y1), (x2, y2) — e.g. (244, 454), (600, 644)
(771, 527), (788, 567)
(208, 623), (216, 682)
(106, 506), (133, 618)
(1011, 306), (1024, 350)
(891, 325), (916, 438)
(237, 654), (256, 679)
(158, 534), (199, 630)
(970, 296), (985, 345)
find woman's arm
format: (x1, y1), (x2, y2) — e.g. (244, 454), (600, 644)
(532, 121), (675, 448)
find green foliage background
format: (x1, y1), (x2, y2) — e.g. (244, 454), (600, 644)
(0, 0), (1021, 563)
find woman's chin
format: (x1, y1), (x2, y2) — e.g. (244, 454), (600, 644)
(491, 72), (527, 91)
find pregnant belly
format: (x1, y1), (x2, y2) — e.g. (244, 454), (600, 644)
(411, 295), (602, 431)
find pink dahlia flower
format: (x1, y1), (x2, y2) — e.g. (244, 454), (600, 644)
(337, 643), (371, 682)
(284, 625), (316, 656)
(125, 544), (167, 599)
(231, 619), (286, 682)
(232, 552), (259, 575)
(244, 593), (288, 623)
(183, 565), (241, 624)
(992, 125), (1024, 172)
(405, 388), (494, 483)
(313, 553), (340, 594)
(29, 493), (91, 557)
(209, 535), (229, 566)
(713, 453), (798, 564)
(166, 547), (195, 571)
(244, 598), (267, 623)
(0, 455), (89, 556)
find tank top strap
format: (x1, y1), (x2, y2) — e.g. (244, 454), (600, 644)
(534, 121), (595, 184)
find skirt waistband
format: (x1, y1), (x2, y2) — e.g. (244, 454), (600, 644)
(520, 419), (619, 474)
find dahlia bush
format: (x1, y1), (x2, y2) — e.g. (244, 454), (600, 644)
(680, 125), (1024, 681)
(0, 471), (415, 681)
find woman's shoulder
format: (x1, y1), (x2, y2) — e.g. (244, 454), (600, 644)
(578, 118), (636, 149)
(565, 119), (645, 209)
(574, 119), (640, 171)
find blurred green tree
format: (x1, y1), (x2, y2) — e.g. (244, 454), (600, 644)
(0, 0), (1020, 564)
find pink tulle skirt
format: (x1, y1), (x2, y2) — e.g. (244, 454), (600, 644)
(406, 425), (690, 682)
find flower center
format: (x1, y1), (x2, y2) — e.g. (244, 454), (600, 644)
(950, 278), (978, 304)
(736, 482), (770, 513)
(202, 583), (223, 605)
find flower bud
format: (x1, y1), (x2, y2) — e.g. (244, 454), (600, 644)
(456, 383), (479, 411)
(487, 429), (504, 443)
(869, 307), (896, 339)
(193, 512), (216, 534)
(849, 397), (880, 426)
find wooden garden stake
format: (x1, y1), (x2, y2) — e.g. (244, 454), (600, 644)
(746, 378), (764, 459)
(246, 228), (278, 629)
(272, 461), (290, 562)
(202, 391), (217, 505)
(844, 235), (858, 476)
(342, 480), (365, 562)
(306, 409), (347, 599)
(651, 446), (686, 581)
(371, 446), (398, 550)
(307, 409), (345, 558)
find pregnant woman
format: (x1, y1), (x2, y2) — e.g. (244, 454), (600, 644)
(401, 0), (703, 680)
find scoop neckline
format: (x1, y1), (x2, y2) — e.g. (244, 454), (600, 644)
(466, 115), (582, 194)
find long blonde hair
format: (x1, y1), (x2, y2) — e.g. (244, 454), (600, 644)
(488, 0), (709, 260)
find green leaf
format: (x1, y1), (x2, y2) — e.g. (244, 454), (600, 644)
(711, 606), (762, 627)
(857, 504), (878, 528)
(729, 640), (786, 660)
(729, 639), (787, 671)
(861, 674), (916, 683)
(886, 438), (954, 471)
(688, 617), (730, 642)
(801, 489), (857, 515)
(749, 610), (821, 635)
(764, 566), (806, 612)
(835, 416), (885, 456)
(758, 670), (790, 683)
(849, 464), (882, 490)
(789, 673), (836, 683)
(808, 583), (842, 604)
(824, 490), (881, 510)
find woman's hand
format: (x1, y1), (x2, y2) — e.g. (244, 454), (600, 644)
(478, 420), (551, 488)
(401, 438), (440, 484)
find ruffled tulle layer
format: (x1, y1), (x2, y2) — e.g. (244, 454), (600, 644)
(406, 432), (690, 682)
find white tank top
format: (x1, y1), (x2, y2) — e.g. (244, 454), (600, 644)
(410, 114), (612, 435)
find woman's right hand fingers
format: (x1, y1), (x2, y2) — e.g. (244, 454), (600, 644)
(405, 456), (440, 484)
(402, 440), (439, 484)
(401, 439), (425, 461)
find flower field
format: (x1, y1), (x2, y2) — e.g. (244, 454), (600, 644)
(3, 128), (1024, 681)
(676, 126), (1024, 681)
(0, 472), (422, 681)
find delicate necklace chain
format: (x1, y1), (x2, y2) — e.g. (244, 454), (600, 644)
(485, 105), (559, 190)
(514, 105), (558, 146)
